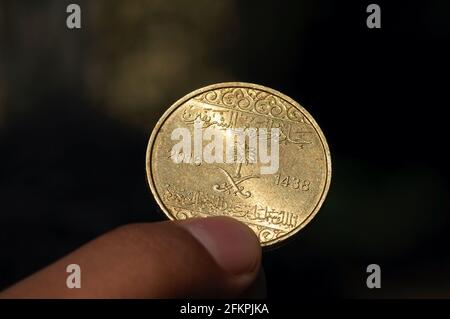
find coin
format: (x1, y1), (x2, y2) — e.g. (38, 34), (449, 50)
(146, 83), (331, 247)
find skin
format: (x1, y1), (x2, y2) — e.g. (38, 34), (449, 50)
(0, 216), (265, 299)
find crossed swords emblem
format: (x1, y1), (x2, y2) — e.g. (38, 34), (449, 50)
(212, 142), (259, 199)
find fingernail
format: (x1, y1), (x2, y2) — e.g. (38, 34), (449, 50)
(179, 217), (261, 276)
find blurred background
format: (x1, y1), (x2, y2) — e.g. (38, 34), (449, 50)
(0, 0), (449, 298)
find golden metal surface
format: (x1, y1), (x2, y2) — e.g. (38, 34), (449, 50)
(146, 83), (331, 247)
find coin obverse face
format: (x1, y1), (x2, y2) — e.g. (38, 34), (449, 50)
(146, 82), (331, 247)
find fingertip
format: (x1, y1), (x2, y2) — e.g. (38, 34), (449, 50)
(178, 217), (262, 277)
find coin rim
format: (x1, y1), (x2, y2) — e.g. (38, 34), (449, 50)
(146, 82), (332, 247)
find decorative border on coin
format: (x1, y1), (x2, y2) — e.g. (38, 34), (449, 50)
(146, 82), (332, 247)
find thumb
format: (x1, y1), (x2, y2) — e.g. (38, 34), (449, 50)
(0, 216), (262, 298)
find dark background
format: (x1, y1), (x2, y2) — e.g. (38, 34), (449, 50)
(0, 0), (449, 298)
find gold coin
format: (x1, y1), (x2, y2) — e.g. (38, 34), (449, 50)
(146, 83), (331, 247)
